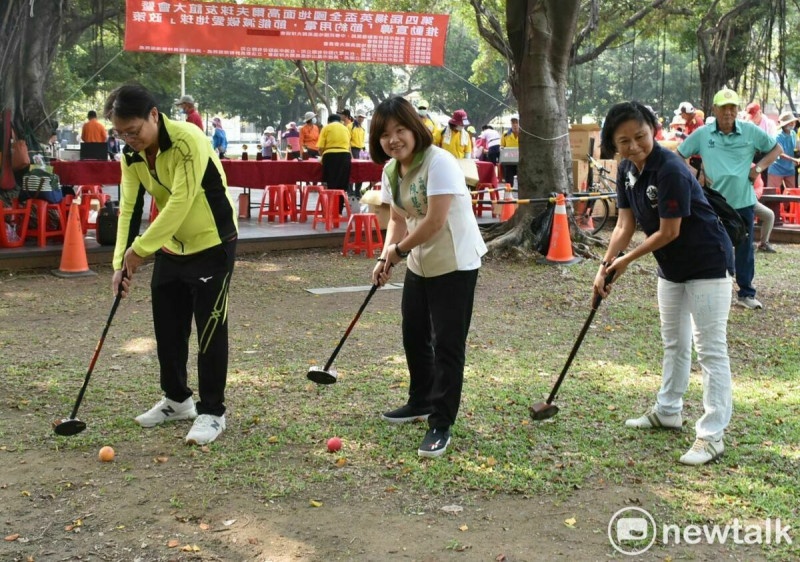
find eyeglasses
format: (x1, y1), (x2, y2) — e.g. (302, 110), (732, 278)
(117, 120), (147, 140)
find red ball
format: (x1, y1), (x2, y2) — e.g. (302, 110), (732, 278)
(327, 437), (342, 452)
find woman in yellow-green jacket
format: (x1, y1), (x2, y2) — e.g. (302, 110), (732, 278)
(106, 84), (238, 447)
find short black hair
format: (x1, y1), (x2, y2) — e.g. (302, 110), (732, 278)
(369, 96), (433, 165)
(337, 109), (352, 119)
(104, 84), (158, 121)
(600, 101), (658, 156)
(88, 110), (97, 119)
(327, 114), (342, 123)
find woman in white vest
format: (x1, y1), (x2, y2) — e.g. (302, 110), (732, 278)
(370, 96), (487, 458)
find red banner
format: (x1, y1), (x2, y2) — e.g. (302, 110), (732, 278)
(124, 0), (449, 66)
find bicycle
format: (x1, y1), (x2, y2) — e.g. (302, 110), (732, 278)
(573, 155), (617, 235)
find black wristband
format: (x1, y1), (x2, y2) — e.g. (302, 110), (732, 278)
(376, 257), (387, 262)
(395, 243), (410, 259)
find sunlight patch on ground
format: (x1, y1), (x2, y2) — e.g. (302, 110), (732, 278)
(256, 262), (284, 273)
(283, 275), (302, 282)
(2, 291), (36, 300)
(122, 337), (156, 354)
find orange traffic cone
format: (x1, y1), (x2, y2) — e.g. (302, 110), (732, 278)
(538, 193), (582, 265)
(499, 183), (516, 222)
(52, 202), (96, 278)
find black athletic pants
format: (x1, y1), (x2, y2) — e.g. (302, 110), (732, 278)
(401, 267), (479, 430)
(322, 151), (352, 214)
(151, 239), (236, 416)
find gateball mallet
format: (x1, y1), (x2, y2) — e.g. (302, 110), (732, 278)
(530, 267), (617, 421)
(53, 276), (126, 436)
(307, 283), (380, 385)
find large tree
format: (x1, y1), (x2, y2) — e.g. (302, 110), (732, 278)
(1, 0), (121, 144)
(470, 0), (676, 251)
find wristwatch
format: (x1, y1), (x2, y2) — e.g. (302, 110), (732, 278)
(394, 243), (410, 258)
(754, 165), (763, 174)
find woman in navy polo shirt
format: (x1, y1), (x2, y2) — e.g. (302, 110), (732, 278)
(594, 101), (735, 467)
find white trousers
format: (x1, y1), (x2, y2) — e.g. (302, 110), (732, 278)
(655, 276), (733, 441)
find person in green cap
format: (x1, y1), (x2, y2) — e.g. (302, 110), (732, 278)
(678, 88), (782, 310)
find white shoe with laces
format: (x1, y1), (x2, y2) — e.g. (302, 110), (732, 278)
(679, 437), (725, 466)
(735, 296), (763, 310)
(135, 396), (197, 428)
(625, 407), (683, 430)
(185, 414), (226, 445)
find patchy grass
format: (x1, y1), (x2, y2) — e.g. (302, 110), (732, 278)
(0, 243), (798, 560)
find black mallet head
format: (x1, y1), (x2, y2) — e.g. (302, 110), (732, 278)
(53, 418), (87, 436)
(529, 402), (560, 421)
(307, 366), (338, 385)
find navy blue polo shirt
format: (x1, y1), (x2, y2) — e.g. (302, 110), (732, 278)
(616, 143), (734, 283)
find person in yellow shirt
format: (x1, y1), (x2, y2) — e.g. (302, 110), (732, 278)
(317, 114), (352, 212)
(418, 100), (437, 134)
(299, 111), (320, 158)
(500, 115), (520, 182)
(433, 109), (473, 159)
(347, 109), (366, 159)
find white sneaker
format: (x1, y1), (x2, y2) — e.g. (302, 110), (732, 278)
(185, 414), (226, 445)
(625, 407), (682, 430)
(735, 296), (763, 309)
(135, 396), (197, 428)
(679, 437), (725, 466)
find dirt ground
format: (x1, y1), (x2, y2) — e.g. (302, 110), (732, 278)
(0, 429), (767, 561)
(0, 251), (775, 562)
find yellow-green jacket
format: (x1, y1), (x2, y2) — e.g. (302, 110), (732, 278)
(113, 114), (238, 270)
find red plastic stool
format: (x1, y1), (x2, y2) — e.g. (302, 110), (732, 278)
(472, 182), (499, 218)
(0, 198), (32, 248)
(342, 213), (384, 257)
(782, 188), (800, 224)
(77, 184), (104, 197)
(299, 184), (326, 223)
(81, 192), (111, 231)
(313, 189), (350, 231)
(258, 184), (297, 223)
(26, 199), (66, 247)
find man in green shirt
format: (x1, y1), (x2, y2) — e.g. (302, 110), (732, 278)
(678, 88), (781, 310)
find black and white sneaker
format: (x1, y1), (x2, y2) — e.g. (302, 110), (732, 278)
(381, 404), (431, 424)
(418, 427), (451, 458)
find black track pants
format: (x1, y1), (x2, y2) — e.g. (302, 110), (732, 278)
(151, 240), (236, 416)
(401, 267), (479, 429)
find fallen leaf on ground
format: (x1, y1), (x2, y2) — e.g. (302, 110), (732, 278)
(335, 458), (347, 467)
(223, 519), (236, 526)
(199, 522), (210, 531)
(167, 539), (180, 548)
(440, 504), (463, 514)
(4, 534), (20, 541)
(267, 436), (279, 444)
(564, 517), (577, 528)
(459, 524), (468, 531)
(155, 456), (168, 463)
(309, 500), (323, 507)
(248, 537), (259, 545)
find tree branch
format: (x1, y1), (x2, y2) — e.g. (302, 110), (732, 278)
(571, 0), (671, 66)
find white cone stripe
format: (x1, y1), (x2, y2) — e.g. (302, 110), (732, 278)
(554, 204), (567, 215)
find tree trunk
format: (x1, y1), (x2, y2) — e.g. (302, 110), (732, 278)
(1, 0), (65, 144)
(483, 0), (580, 251)
(696, 0), (761, 112)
